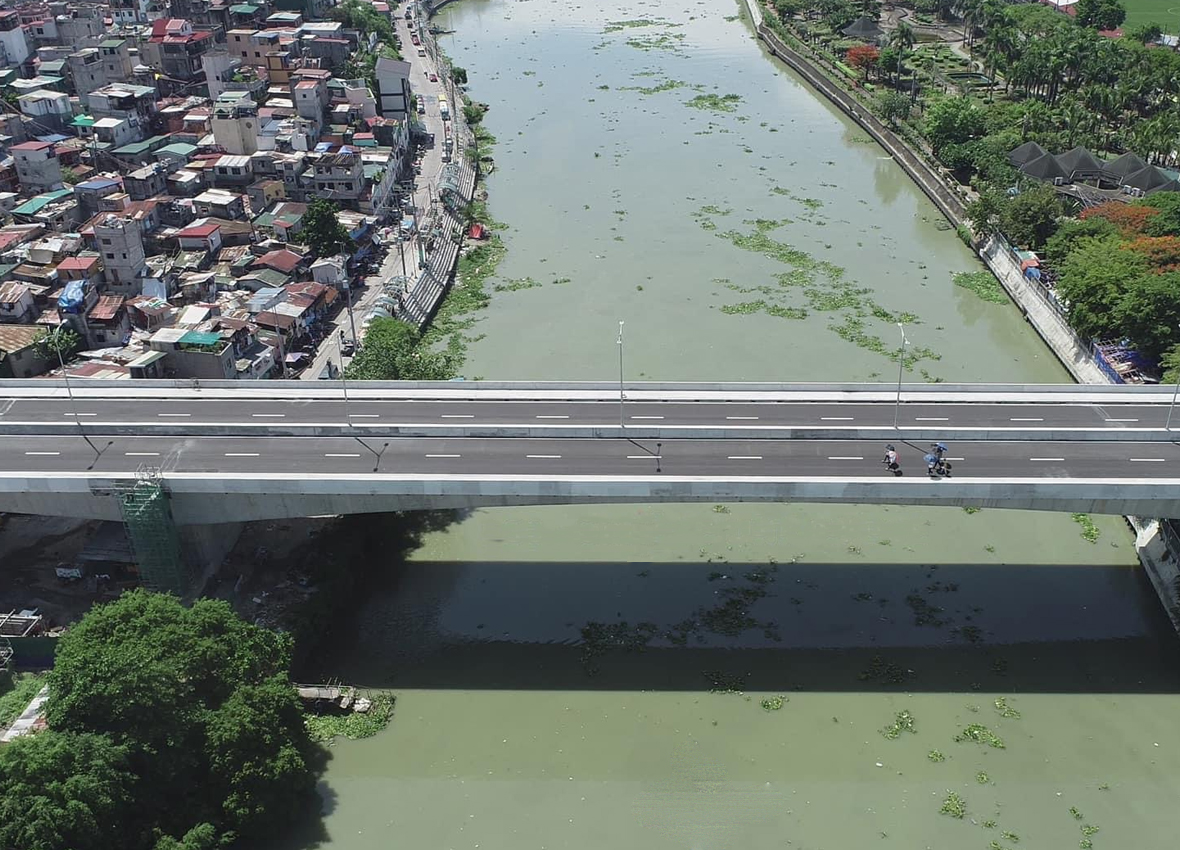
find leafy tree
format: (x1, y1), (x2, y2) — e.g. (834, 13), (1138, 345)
(1125, 22), (1162, 44)
(1141, 192), (1180, 237)
(451, 65), (468, 85)
(997, 183), (1062, 248)
(773, 0), (807, 17)
(303, 198), (353, 258)
(878, 45), (901, 78)
(877, 89), (910, 126)
(1075, 0), (1125, 30)
(34, 326), (80, 362)
(61, 166), (80, 185)
(1044, 216), (1117, 266)
(925, 96), (985, 154)
(1055, 234), (1146, 340)
(0, 731), (136, 850)
(1161, 342), (1180, 383)
(345, 318), (455, 381)
(46, 590), (313, 849)
(153, 824), (219, 850)
(330, 0), (395, 45)
(965, 185), (1005, 237)
(1113, 270), (1180, 356)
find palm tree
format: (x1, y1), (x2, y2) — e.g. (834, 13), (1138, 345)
(1058, 97), (1095, 148)
(957, 0), (984, 52)
(889, 20), (915, 52)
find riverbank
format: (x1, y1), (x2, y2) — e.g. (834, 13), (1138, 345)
(743, 0), (1180, 633)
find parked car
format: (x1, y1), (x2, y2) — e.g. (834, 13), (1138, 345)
(429, 72), (437, 82)
(417, 101), (426, 115)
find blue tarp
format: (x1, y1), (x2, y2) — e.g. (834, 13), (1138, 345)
(57, 280), (84, 313)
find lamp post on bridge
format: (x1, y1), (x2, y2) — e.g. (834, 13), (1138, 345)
(893, 322), (909, 431)
(1167, 373), (1180, 433)
(617, 320), (625, 429)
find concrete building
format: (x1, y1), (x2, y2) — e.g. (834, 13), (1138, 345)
(0, 281), (36, 324)
(125, 163), (168, 200)
(210, 91), (260, 156)
(17, 90), (71, 134)
(211, 154), (254, 188)
(85, 294), (131, 348)
(0, 325), (52, 378)
(293, 77), (327, 123)
(89, 84), (158, 143)
(193, 188), (245, 219)
(0, 11), (32, 68)
(68, 40), (132, 107)
(144, 18), (214, 92)
(11, 141), (63, 194)
(313, 149), (363, 204)
(94, 214), (147, 295)
(374, 57), (412, 121)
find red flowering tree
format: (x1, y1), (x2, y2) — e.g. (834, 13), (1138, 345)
(1124, 235), (1180, 273)
(1080, 202), (1160, 238)
(846, 45), (881, 81)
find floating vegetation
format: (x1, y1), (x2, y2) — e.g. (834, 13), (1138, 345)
(962, 506), (982, 515)
(994, 697), (1021, 719)
(603, 18), (671, 31)
(953, 271), (1009, 304)
(1081, 824), (1100, 836)
(625, 32), (687, 52)
(880, 709), (917, 740)
(305, 693), (396, 744)
(493, 276), (542, 292)
(939, 791), (966, 818)
(1002, 831), (1020, 842)
(1070, 807), (1085, 820)
(954, 723), (1006, 748)
(859, 655), (911, 685)
(760, 695), (786, 711)
(619, 79), (687, 95)
(905, 594), (948, 628)
(983, 819), (997, 829)
(424, 235), (506, 362)
(579, 621), (659, 674)
(686, 93), (742, 112)
(927, 749), (946, 762)
(712, 505), (730, 513)
(1080, 841), (1093, 849)
(704, 670), (747, 694)
(976, 771), (991, 784)
(721, 300), (807, 319)
(1072, 513), (1101, 543)
(954, 625), (984, 643)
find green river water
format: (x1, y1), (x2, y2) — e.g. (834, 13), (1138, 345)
(285, 1), (1180, 847)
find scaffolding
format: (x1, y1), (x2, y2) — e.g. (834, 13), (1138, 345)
(118, 467), (189, 596)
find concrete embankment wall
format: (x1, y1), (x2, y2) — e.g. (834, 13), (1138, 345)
(745, 0), (1180, 624)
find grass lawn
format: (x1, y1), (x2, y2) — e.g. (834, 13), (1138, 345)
(1123, 0), (1180, 30)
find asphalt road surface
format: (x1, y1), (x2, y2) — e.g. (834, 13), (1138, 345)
(0, 396), (1174, 431)
(5, 436), (1180, 478)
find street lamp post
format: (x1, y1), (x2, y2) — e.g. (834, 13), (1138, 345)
(53, 331), (100, 458)
(893, 322), (909, 430)
(337, 334), (355, 428)
(344, 278), (358, 345)
(1167, 374), (1180, 432)
(617, 320), (625, 428)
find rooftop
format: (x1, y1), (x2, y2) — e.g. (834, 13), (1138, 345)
(0, 324), (43, 354)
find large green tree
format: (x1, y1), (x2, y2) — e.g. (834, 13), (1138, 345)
(37, 590), (316, 850)
(303, 199), (353, 258)
(925, 96), (986, 154)
(997, 183), (1063, 248)
(1055, 234), (1147, 340)
(1075, 0), (1125, 30)
(345, 318), (455, 381)
(0, 731), (135, 850)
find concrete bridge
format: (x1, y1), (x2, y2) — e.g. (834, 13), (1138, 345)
(2, 381), (1180, 524)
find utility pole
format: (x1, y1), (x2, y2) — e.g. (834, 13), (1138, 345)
(894, 323), (909, 430)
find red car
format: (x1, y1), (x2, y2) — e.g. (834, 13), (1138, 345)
(429, 72), (438, 82)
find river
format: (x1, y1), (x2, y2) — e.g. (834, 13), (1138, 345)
(285, 1), (1180, 847)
